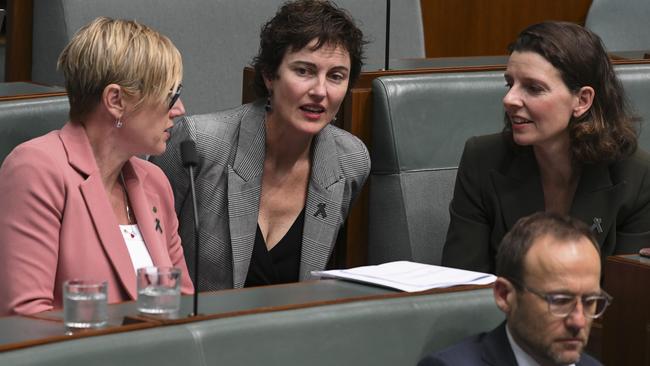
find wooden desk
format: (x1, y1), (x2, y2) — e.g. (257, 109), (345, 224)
(0, 279), (490, 353)
(602, 254), (650, 366)
(4, 0), (32, 82)
(0, 81), (65, 100)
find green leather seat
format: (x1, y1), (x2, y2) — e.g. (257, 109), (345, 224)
(0, 96), (69, 165)
(0, 286), (503, 366)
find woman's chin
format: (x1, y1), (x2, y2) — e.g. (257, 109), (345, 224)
(512, 135), (533, 146)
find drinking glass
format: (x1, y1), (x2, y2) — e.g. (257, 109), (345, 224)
(63, 279), (108, 330)
(137, 267), (181, 316)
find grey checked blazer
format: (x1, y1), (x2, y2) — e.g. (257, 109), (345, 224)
(151, 100), (370, 290)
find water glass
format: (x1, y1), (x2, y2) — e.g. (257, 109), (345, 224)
(63, 280), (108, 330)
(137, 266), (181, 315)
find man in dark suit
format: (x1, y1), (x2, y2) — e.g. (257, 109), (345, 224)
(420, 212), (608, 366)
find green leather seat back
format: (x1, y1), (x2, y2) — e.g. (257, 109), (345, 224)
(0, 96), (69, 165)
(187, 288), (503, 366)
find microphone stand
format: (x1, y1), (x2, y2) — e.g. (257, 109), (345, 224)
(384, 0), (391, 70)
(188, 163), (200, 317)
(180, 139), (201, 317)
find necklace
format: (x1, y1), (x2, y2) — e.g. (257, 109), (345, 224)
(119, 172), (136, 238)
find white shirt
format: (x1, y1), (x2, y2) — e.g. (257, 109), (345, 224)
(120, 224), (154, 272)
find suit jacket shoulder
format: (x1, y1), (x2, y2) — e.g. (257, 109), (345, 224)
(609, 146), (650, 182)
(183, 102), (251, 141)
(320, 123), (370, 191)
(418, 323), (517, 366)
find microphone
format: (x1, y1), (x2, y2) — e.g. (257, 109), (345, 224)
(180, 140), (200, 317)
(384, 0), (391, 70)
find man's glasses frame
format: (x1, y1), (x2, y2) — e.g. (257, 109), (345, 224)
(506, 278), (613, 319)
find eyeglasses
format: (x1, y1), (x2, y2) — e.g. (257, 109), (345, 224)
(168, 83), (183, 110)
(507, 278), (613, 319)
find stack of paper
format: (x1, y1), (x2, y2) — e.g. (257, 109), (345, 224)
(312, 261), (496, 292)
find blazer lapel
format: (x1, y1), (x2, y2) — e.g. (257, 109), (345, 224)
(228, 102), (265, 288)
(491, 149), (544, 229)
(60, 123), (138, 299)
(121, 161), (171, 268)
(480, 322), (518, 366)
(570, 163), (623, 243)
(300, 127), (345, 279)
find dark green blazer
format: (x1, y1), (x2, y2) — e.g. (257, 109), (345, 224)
(442, 133), (650, 273)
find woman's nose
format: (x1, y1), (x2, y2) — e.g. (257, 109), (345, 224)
(170, 98), (186, 117)
(308, 77), (326, 99)
(503, 87), (523, 111)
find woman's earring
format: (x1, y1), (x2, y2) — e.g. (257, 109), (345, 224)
(115, 119), (123, 128)
(265, 91), (273, 112)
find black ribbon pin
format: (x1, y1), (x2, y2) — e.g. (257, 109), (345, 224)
(590, 217), (603, 233)
(155, 218), (163, 234)
(314, 203), (327, 219)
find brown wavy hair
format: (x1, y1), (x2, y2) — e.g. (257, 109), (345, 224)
(252, 0), (366, 98)
(504, 21), (638, 163)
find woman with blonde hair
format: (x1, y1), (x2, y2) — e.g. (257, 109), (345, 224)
(0, 17), (193, 315)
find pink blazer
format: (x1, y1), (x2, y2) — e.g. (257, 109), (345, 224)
(0, 122), (193, 316)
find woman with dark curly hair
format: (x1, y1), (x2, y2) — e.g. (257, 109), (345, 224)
(152, 0), (369, 290)
(442, 21), (650, 273)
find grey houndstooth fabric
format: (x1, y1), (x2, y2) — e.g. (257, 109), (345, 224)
(151, 100), (370, 291)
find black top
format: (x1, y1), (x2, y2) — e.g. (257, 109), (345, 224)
(245, 209), (305, 287)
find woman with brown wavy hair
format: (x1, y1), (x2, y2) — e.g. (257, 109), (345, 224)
(442, 21), (650, 273)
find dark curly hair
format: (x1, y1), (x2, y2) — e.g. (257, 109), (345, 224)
(504, 21), (638, 163)
(252, 0), (365, 98)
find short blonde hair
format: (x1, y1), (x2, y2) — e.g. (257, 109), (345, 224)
(58, 17), (182, 122)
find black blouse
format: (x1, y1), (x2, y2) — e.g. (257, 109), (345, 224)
(244, 209), (305, 287)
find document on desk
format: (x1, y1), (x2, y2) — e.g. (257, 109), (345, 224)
(312, 261), (496, 292)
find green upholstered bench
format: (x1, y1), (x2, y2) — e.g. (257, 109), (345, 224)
(0, 280), (503, 366)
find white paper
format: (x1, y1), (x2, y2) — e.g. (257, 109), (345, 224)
(312, 261), (496, 292)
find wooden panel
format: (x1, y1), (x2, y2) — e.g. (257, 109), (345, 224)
(241, 67), (256, 104)
(339, 89), (373, 267)
(602, 255), (650, 366)
(420, 0), (593, 57)
(5, 0), (32, 81)
(0, 81), (65, 100)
